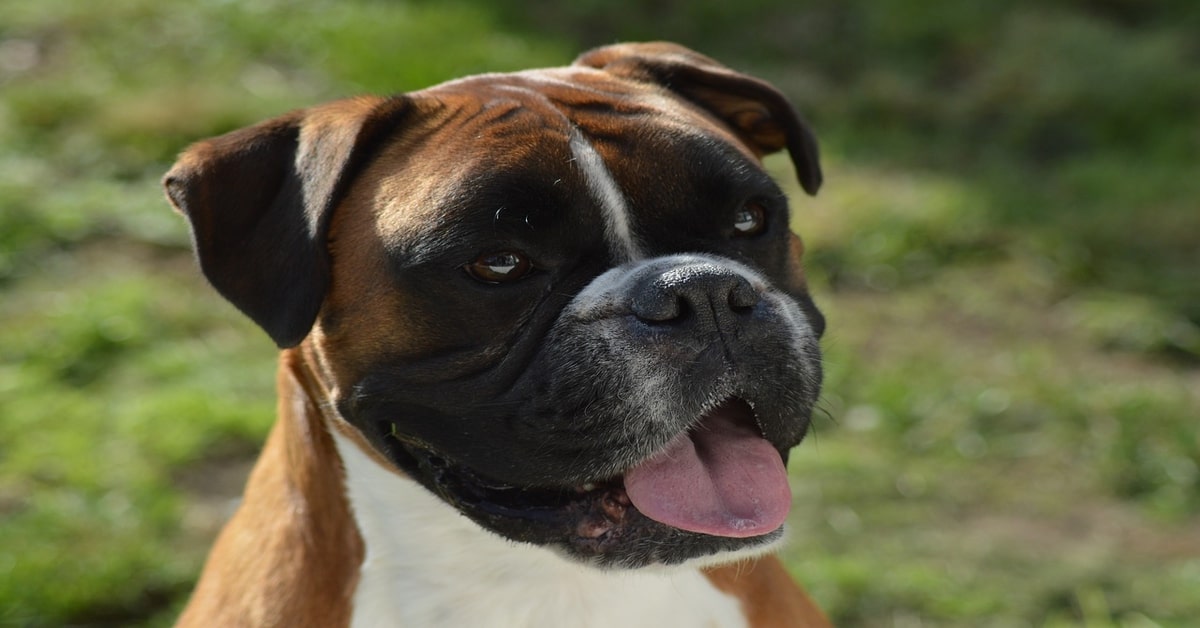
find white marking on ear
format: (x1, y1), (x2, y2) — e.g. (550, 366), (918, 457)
(569, 129), (643, 262)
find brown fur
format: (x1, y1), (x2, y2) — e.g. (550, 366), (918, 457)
(175, 350), (361, 628)
(705, 558), (831, 627)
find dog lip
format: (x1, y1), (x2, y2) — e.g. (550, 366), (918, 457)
(372, 418), (784, 565)
(376, 419), (596, 507)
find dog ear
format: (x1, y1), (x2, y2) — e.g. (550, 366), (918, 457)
(164, 96), (411, 348)
(575, 42), (822, 195)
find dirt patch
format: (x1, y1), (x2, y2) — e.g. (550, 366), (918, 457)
(960, 501), (1200, 564)
(174, 453), (257, 543)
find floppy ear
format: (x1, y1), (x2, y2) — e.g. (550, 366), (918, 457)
(575, 42), (822, 195)
(164, 96), (411, 348)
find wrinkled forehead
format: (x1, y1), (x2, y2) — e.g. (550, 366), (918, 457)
(336, 67), (762, 259)
(430, 66), (702, 125)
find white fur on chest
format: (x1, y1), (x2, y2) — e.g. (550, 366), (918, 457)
(331, 430), (748, 628)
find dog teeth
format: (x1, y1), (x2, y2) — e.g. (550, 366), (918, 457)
(580, 482), (597, 492)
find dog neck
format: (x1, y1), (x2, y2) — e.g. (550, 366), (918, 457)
(175, 350), (364, 628)
(330, 412), (751, 628)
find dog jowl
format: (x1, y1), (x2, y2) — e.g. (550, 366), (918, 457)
(165, 41), (828, 627)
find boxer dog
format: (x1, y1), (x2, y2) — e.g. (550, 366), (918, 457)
(165, 42), (829, 627)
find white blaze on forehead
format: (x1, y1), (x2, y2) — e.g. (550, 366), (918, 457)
(569, 128), (643, 262)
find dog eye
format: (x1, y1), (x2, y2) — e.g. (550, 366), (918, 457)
(732, 201), (768, 237)
(464, 251), (533, 284)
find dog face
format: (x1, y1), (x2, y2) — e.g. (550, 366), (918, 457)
(166, 43), (824, 568)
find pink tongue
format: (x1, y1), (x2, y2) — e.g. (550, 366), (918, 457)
(623, 400), (792, 538)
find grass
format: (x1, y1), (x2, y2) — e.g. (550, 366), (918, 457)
(1, 0), (1197, 625)
(774, 158), (1200, 625)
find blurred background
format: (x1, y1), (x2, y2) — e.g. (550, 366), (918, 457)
(1, 0), (1197, 625)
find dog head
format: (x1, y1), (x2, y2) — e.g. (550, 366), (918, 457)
(165, 42), (824, 568)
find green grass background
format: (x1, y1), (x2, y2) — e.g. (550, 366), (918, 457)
(2, 0), (1197, 625)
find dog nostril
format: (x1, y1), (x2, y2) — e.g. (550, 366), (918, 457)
(631, 286), (686, 323)
(728, 278), (759, 312)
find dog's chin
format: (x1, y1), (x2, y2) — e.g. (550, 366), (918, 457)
(372, 398), (793, 569)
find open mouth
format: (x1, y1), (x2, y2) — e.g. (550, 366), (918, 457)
(376, 396), (792, 566)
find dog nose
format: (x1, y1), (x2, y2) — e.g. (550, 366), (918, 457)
(630, 262), (760, 329)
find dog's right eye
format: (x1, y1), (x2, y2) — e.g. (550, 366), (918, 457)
(464, 251), (533, 284)
(732, 201), (768, 237)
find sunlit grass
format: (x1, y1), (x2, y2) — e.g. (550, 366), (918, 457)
(775, 156), (1200, 623)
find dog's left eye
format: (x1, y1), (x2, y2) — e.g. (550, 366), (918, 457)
(732, 201), (768, 237)
(464, 251), (533, 284)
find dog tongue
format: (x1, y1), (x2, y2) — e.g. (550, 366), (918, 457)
(623, 400), (791, 538)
